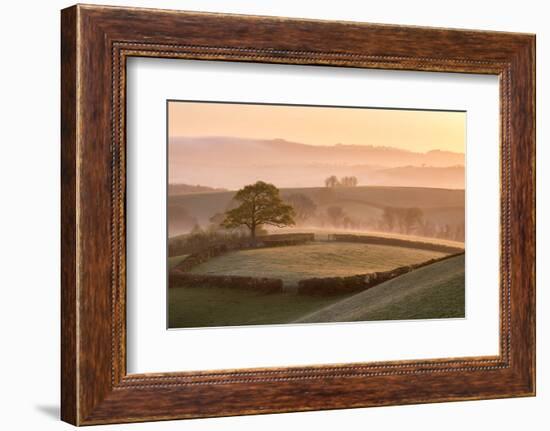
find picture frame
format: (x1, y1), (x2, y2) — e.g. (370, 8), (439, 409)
(61, 4), (535, 425)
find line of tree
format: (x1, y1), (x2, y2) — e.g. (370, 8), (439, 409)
(324, 175), (358, 188)
(284, 193), (317, 224)
(381, 207), (424, 235)
(379, 207), (465, 241)
(420, 221), (465, 242)
(187, 180), (464, 243)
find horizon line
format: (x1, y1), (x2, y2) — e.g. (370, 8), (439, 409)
(168, 135), (465, 155)
(168, 183), (466, 192)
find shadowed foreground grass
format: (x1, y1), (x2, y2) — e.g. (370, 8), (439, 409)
(168, 286), (354, 328)
(168, 249), (464, 329)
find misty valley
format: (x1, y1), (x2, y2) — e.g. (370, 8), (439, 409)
(167, 103), (465, 329)
(168, 176), (465, 328)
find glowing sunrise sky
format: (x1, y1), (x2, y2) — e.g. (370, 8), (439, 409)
(168, 101), (465, 154)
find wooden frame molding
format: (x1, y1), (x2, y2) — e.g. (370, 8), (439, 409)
(61, 4), (535, 425)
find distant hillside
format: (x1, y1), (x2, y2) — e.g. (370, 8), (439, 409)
(367, 165), (464, 189)
(168, 183), (227, 196)
(296, 254), (465, 323)
(168, 185), (465, 237)
(169, 136), (464, 189)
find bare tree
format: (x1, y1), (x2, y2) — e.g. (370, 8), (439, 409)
(285, 193), (317, 224)
(342, 216), (354, 229)
(403, 207), (424, 234)
(382, 207), (397, 231)
(327, 206), (345, 227)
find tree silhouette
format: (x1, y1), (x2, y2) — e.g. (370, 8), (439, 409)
(325, 175), (358, 187)
(403, 207), (424, 234)
(222, 181), (295, 240)
(327, 206), (345, 227)
(382, 207), (397, 231)
(382, 206), (424, 234)
(285, 193), (317, 223)
(341, 176), (358, 187)
(324, 175), (339, 188)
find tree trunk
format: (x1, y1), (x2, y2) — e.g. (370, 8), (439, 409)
(250, 225), (257, 245)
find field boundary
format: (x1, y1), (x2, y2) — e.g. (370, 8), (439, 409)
(330, 233), (464, 253)
(169, 272), (283, 293)
(171, 231), (462, 274)
(171, 233), (314, 272)
(297, 251), (465, 295)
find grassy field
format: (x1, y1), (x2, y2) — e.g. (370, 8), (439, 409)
(296, 254), (465, 323)
(168, 286), (355, 328)
(168, 254), (189, 270)
(274, 227), (465, 248)
(188, 243), (447, 286)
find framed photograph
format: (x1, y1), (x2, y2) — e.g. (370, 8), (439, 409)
(165, 100), (467, 330)
(61, 4), (535, 425)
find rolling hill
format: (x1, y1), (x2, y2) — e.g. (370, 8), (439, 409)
(296, 254), (465, 323)
(168, 136), (464, 189)
(168, 185), (465, 237)
(170, 136), (464, 167)
(168, 183), (227, 196)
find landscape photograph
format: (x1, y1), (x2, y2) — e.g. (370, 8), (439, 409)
(167, 101), (466, 329)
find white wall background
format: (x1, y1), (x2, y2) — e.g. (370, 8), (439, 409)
(0, 0), (546, 429)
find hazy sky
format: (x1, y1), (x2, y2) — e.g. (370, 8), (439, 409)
(168, 101), (465, 154)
